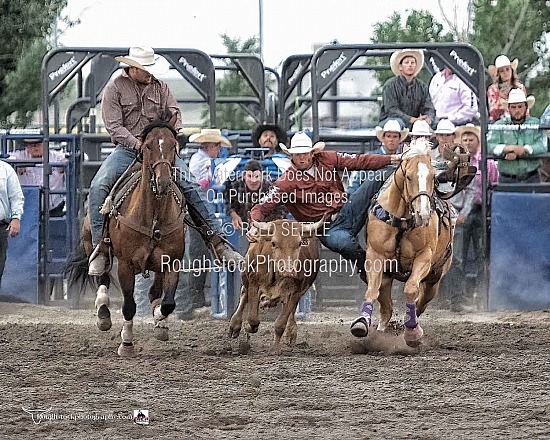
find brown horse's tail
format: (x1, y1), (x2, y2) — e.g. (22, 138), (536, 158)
(65, 242), (108, 309)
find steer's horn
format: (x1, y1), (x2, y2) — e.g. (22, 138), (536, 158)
(252, 220), (275, 235)
(300, 214), (329, 234)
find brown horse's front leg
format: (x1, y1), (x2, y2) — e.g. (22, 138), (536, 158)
(117, 260), (136, 357)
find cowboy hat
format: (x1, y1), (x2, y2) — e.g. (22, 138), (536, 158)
(434, 119), (456, 135)
(188, 128), (232, 147)
(390, 49), (424, 77)
(279, 132), (325, 155)
(22, 138), (43, 145)
(252, 124), (288, 147)
(115, 46), (170, 76)
(455, 123), (481, 141)
(409, 120), (433, 137)
(375, 119), (409, 143)
(488, 55), (519, 80)
(502, 88), (535, 109)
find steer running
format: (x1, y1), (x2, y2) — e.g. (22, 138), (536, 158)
(229, 218), (324, 351)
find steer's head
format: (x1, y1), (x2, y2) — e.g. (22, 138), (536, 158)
(252, 217), (324, 279)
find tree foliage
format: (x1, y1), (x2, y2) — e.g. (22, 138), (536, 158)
(470, 0), (550, 116)
(0, 0), (67, 126)
(204, 34), (260, 130)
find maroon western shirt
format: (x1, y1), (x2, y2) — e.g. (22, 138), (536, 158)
(251, 150), (391, 222)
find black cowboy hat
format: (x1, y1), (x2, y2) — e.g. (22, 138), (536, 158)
(251, 124), (288, 147)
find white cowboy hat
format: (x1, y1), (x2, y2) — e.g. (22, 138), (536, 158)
(502, 88), (536, 109)
(455, 123), (481, 141)
(409, 120), (433, 137)
(189, 128), (232, 147)
(115, 46), (170, 76)
(487, 55), (519, 80)
(434, 119), (456, 135)
(375, 119), (409, 143)
(390, 49), (424, 77)
(279, 132), (325, 155)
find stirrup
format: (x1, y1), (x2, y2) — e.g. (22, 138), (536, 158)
(89, 244), (107, 276)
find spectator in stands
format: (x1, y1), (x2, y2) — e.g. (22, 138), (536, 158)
(409, 119), (433, 141)
(429, 66), (478, 126)
(181, 129), (231, 316)
(380, 49), (435, 129)
(188, 128), (231, 190)
(251, 124), (288, 158)
(89, 46), (241, 276)
(347, 118), (408, 194)
(435, 127), (475, 312)
(431, 119), (457, 167)
(0, 160), (24, 290)
(456, 124), (499, 290)
(249, 131), (400, 283)
(487, 55), (528, 122)
(12, 139), (66, 217)
(487, 89), (545, 183)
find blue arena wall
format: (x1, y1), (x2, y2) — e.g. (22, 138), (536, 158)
(489, 191), (550, 310)
(1, 186), (40, 303)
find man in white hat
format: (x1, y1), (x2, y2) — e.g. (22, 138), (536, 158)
(380, 49), (435, 129)
(249, 132), (401, 282)
(188, 129), (232, 189)
(409, 119), (433, 141)
(487, 89), (545, 183)
(431, 119), (456, 164)
(347, 118), (408, 194)
(88, 46), (242, 275)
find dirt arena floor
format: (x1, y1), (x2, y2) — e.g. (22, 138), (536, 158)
(1, 299), (549, 440)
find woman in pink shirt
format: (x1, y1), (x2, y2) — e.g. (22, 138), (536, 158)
(487, 55), (528, 122)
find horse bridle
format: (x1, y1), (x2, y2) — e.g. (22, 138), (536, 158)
(145, 141), (176, 199)
(396, 159), (435, 219)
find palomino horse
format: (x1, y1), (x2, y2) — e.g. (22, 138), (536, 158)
(67, 119), (185, 356)
(350, 138), (454, 347)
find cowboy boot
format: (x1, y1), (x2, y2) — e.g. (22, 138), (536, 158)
(88, 243), (108, 276)
(185, 204), (244, 269)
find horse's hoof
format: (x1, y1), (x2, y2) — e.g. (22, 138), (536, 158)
(245, 323), (259, 334)
(154, 326), (169, 341)
(404, 324), (424, 347)
(228, 326), (241, 339)
(96, 317), (112, 332)
(350, 317), (370, 338)
(117, 342), (135, 357)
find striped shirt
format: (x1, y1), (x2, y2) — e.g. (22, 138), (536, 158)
(101, 69), (182, 149)
(380, 76), (435, 126)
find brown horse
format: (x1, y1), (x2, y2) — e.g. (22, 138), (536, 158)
(350, 138), (454, 347)
(67, 119), (185, 356)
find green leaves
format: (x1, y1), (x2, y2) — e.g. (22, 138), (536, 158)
(0, 0), (67, 126)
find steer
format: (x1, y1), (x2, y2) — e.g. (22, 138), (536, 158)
(229, 218), (324, 351)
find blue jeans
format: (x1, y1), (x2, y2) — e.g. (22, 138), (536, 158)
(88, 146), (221, 246)
(0, 225), (8, 290)
(319, 167), (390, 273)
